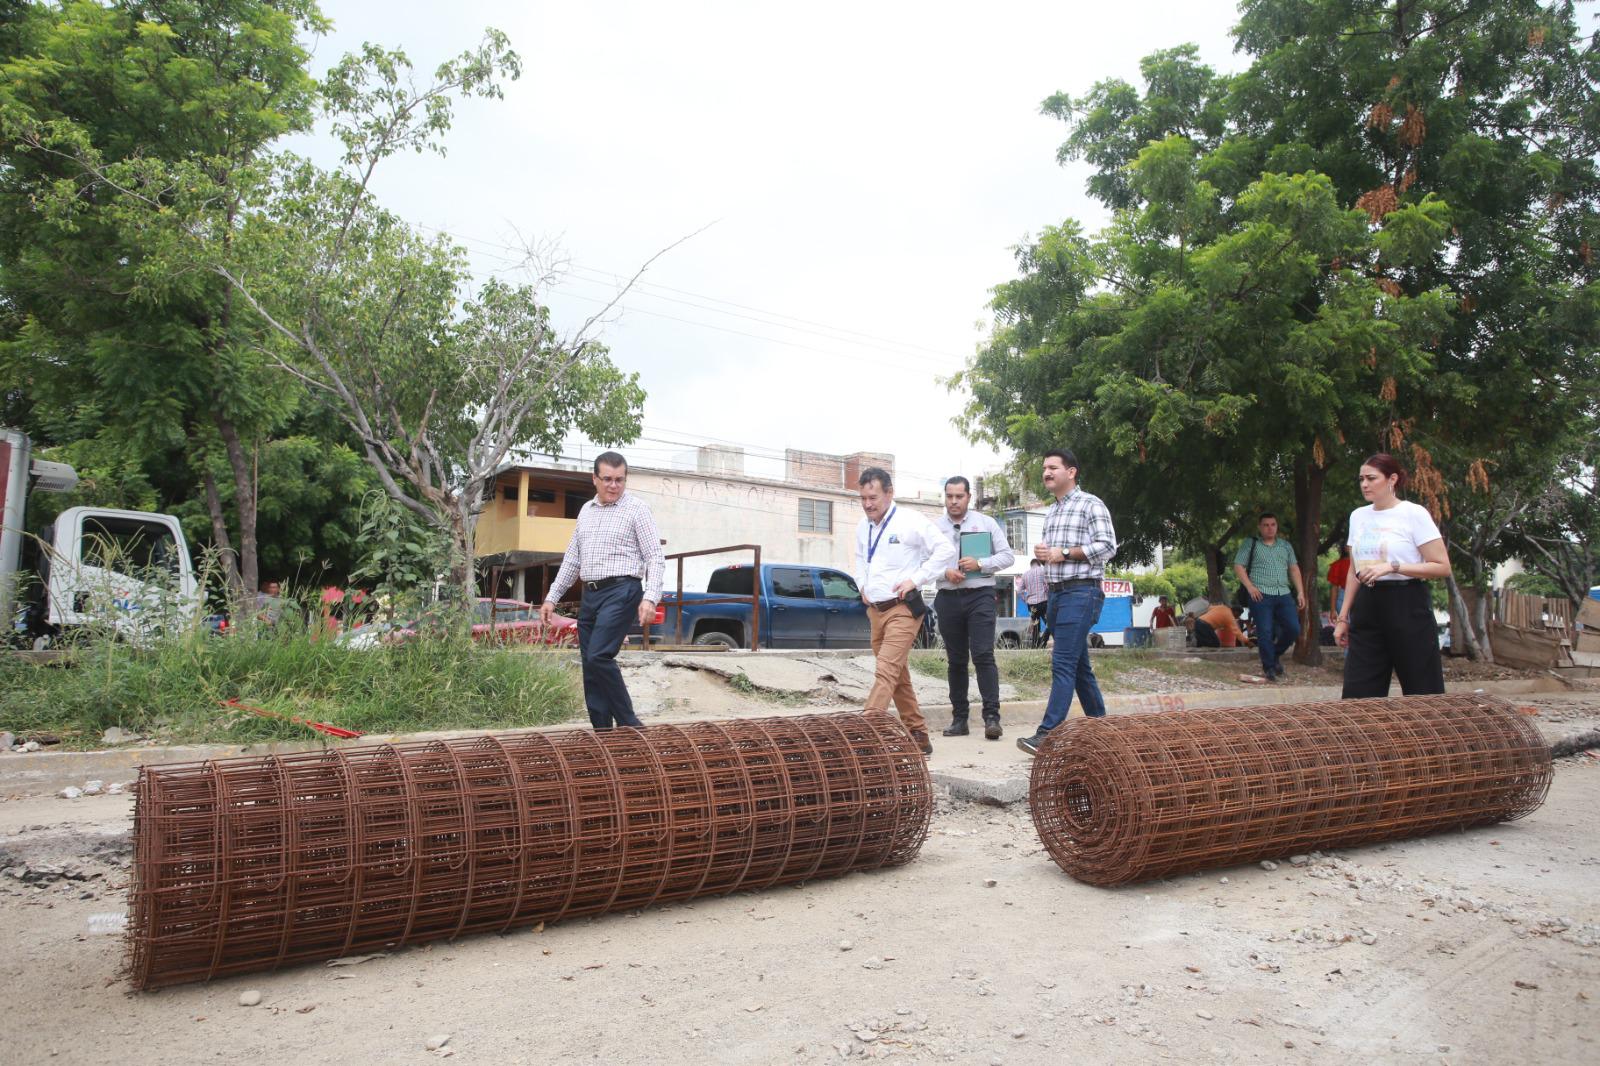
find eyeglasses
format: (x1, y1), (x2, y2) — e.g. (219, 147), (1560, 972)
(596, 476), (626, 486)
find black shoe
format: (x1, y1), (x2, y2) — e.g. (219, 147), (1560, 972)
(1017, 733), (1045, 756)
(942, 719), (969, 737)
(983, 717), (1002, 740)
(911, 730), (933, 756)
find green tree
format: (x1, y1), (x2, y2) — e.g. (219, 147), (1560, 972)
(217, 37), (648, 595)
(967, 4), (1599, 664)
(965, 116), (1452, 666)
(0, 0), (329, 596)
(1515, 435), (1599, 607)
(1229, 0), (1600, 656)
(7, 16), (649, 599)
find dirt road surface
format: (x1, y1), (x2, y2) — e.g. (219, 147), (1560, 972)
(2, 695), (1597, 1065)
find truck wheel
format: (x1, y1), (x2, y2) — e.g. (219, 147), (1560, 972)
(998, 632), (1020, 649)
(1088, 632), (1105, 649)
(693, 631), (740, 649)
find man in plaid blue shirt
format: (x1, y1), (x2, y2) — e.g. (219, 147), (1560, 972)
(1018, 448), (1117, 756)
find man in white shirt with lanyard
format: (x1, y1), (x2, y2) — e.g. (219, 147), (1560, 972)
(932, 475), (1015, 740)
(853, 466), (956, 756)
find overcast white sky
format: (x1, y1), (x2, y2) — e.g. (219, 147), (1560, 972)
(293, 1), (1244, 497)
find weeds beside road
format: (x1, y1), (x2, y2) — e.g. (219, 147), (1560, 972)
(0, 629), (580, 748)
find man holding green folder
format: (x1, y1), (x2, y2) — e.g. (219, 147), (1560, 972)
(933, 476), (1016, 739)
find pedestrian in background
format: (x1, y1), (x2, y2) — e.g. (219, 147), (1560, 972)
(1151, 595), (1177, 629)
(933, 475), (1015, 740)
(1335, 454), (1451, 697)
(542, 451), (665, 729)
(1233, 513), (1306, 682)
(1326, 545), (1351, 616)
(1018, 449), (1117, 756)
(1017, 559), (1050, 647)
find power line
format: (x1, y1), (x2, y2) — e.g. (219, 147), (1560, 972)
(546, 285), (943, 376)
(557, 268), (966, 367)
(418, 222), (971, 372)
(562, 264), (966, 362)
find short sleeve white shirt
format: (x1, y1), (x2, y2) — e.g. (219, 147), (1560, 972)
(1347, 500), (1442, 582)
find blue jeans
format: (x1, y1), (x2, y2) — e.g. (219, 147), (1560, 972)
(577, 578), (645, 729)
(1037, 585), (1107, 734)
(1252, 592), (1300, 676)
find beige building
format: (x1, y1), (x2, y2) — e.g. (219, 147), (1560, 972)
(475, 446), (944, 602)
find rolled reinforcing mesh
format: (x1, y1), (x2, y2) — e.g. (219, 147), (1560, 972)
(126, 712), (932, 989)
(1028, 695), (1552, 886)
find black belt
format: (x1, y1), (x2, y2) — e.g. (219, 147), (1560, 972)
(869, 598), (903, 612)
(583, 575), (640, 592)
(1368, 578), (1424, 588)
(1048, 578), (1099, 592)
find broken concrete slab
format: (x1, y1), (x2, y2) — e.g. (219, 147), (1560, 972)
(931, 767), (1030, 806)
(661, 654), (830, 695)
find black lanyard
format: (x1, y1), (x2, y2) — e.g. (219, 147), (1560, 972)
(867, 507), (897, 565)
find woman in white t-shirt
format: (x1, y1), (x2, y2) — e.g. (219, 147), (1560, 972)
(1334, 453), (1452, 697)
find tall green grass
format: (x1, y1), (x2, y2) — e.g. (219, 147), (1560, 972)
(0, 627), (581, 746)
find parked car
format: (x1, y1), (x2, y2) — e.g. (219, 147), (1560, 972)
(338, 598), (576, 649)
(467, 597), (577, 646)
(649, 563), (936, 650)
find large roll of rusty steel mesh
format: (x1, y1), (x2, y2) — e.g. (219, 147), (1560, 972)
(1028, 695), (1551, 886)
(127, 712), (931, 989)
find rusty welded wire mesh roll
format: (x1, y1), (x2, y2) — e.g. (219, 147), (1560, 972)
(1028, 695), (1551, 887)
(126, 711), (931, 989)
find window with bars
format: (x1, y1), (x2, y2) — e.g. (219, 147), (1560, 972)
(799, 498), (833, 533)
(1006, 515), (1026, 550)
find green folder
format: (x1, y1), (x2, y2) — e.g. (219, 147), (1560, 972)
(959, 530), (993, 559)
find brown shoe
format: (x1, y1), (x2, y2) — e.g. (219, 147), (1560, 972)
(911, 730), (933, 756)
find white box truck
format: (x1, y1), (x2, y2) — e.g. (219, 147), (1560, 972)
(2, 428), (198, 645)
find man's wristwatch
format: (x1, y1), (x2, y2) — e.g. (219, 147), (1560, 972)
(1390, 560), (1401, 574)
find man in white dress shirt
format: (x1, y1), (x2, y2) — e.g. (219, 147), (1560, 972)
(932, 476), (1015, 740)
(854, 466), (956, 756)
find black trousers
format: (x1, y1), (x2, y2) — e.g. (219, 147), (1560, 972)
(934, 586), (1000, 719)
(1341, 580), (1444, 698)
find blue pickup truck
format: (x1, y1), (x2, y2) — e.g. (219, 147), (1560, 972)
(656, 563), (894, 649)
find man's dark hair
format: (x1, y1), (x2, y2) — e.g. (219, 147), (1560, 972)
(593, 451), (628, 474)
(943, 475), (971, 494)
(1043, 448), (1079, 473)
(1258, 511), (1277, 523)
(858, 466), (893, 491)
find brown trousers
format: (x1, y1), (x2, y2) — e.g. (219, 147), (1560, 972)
(865, 603), (926, 734)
